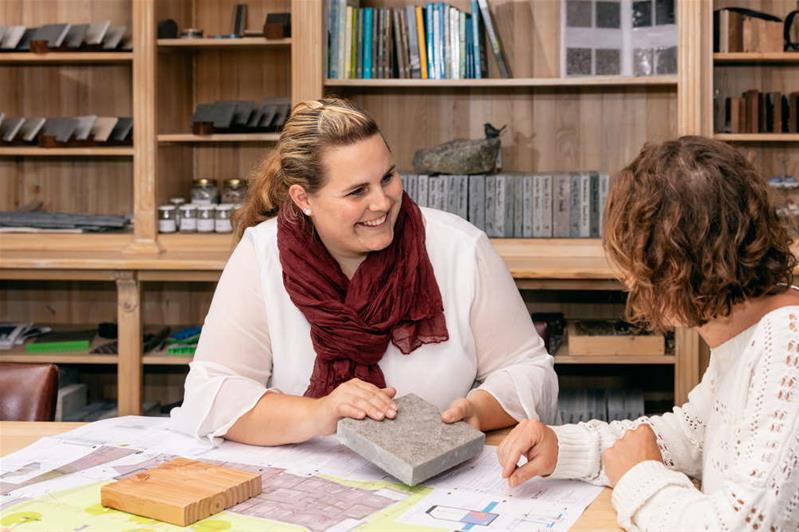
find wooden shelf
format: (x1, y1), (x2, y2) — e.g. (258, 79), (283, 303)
(554, 342), (675, 365)
(0, 147), (134, 157)
(0, 52), (133, 64)
(714, 52), (799, 64)
(157, 232), (235, 252)
(157, 133), (280, 143)
(157, 37), (291, 49)
(143, 354), (193, 365)
(714, 134), (799, 142)
(324, 75), (678, 88)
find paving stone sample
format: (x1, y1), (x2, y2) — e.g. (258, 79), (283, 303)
(336, 393), (485, 486)
(412, 137), (500, 175)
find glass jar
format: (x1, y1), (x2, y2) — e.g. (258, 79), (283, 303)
(169, 197), (186, 228)
(197, 205), (216, 233)
(178, 204), (197, 233)
(157, 205), (177, 233)
(222, 179), (248, 204)
(215, 204), (234, 233)
(191, 178), (219, 205)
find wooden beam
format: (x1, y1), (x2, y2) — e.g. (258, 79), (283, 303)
(116, 272), (142, 415)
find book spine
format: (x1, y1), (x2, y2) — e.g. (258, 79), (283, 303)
(513, 175), (523, 237)
(477, 0), (511, 77)
(350, 7), (358, 78)
(446, 174), (458, 214)
(532, 175), (542, 237)
(458, 175), (469, 220)
(598, 172), (610, 238)
(363, 8), (373, 79)
(344, 6), (353, 78)
(589, 171), (600, 238)
(522, 174), (533, 237)
(469, 174), (486, 231)
(338, 0), (348, 79)
(437, 3), (445, 79)
(579, 172), (591, 237)
(356, 8), (364, 78)
(417, 6), (428, 80)
(471, 0), (481, 78)
(541, 174), (552, 237)
(328, 0), (338, 78)
(418, 174), (429, 207)
(459, 10), (467, 79)
(485, 174), (497, 237)
(426, 5), (436, 79)
(569, 172), (581, 237)
(406, 5), (420, 78)
(553, 173), (571, 237)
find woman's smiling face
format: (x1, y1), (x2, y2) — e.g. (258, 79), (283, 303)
(304, 133), (403, 263)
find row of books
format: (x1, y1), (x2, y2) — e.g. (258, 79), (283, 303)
(559, 388), (645, 423)
(0, 21), (130, 52)
(722, 91), (799, 134)
(401, 172), (610, 238)
(326, 0), (510, 80)
(714, 8), (785, 54)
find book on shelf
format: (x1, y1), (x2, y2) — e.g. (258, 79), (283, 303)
(326, 1), (498, 80)
(722, 90), (797, 134)
(25, 329), (96, 353)
(401, 171), (611, 238)
(714, 7), (784, 53)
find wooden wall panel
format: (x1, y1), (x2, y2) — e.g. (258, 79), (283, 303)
(193, 145), (273, 184)
(336, 87), (677, 174)
(194, 0), (290, 37)
(141, 282), (214, 326)
(0, 0), (132, 26)
(15, 159), (133, 215)
(0, 281), (117, 325)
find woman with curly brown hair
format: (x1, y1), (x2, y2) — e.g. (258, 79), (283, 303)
(497, 136), (799, 531)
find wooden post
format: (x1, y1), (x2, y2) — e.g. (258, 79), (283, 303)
(291, 0), (324, 104)
(677, 0), (714, 136)
(674, 327), (701, 406)
(116, 271), (142, 415)
(128, 0), (161, 254)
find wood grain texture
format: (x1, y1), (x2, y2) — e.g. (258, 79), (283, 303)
(100, 457), (262, 527)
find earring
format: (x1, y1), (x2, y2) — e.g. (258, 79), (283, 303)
(303, 208), (312, 216)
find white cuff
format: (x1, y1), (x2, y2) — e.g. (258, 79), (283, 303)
(549, 424), (600, 480)
(612, 460), (694, 530)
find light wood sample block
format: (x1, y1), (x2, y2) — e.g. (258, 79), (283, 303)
(100, 457), (262, 527)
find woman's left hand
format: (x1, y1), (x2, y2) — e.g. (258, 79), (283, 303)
(603, 424), (663, 486)
(441, 397), (481, 429)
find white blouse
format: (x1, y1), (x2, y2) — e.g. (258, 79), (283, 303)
(550, 306), (799, 531)
(170, 208), (559, 441)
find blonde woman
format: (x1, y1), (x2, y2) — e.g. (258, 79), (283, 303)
(171, 98), (558, 445)
(497, 136), (799, 531)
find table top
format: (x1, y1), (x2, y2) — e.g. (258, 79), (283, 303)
(0, 421), (620, 531)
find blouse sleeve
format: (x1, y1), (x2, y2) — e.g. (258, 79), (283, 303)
(169, 230), (275, 442)
(467, 233), (560, 424)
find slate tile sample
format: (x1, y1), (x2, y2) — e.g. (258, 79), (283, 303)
(337, 393), (485, 486)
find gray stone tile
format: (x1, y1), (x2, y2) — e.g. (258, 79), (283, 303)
(336, 394), (485, 486)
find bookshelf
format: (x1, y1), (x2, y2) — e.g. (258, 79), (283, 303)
(1, 0), (711, 416)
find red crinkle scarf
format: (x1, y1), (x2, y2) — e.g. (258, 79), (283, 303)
(277, 192), (449, 398)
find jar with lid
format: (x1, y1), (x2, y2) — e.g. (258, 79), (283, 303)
(191, 178), (219, 205)
(215, 204), (234, 233)
(197, 205), (216, 233)
(157, 205), (177, 233)
(169, 197), (186, 228)
(178, 204), (198, 233)
(222, 179), (248, 204)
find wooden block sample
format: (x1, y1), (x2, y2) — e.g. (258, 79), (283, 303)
(567, 321), (665, 356)
(100, 457), (262, 527)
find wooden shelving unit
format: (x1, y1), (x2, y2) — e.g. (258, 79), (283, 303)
(0, 0), (709, 416)
(157, 133), (280, 143)
(714, 52), (799, 64)
(324, 75), (678, 88)
(714, 134), (799, 142)
(157, 37), (290, 48)
(0, 147), (135, 157)
(0, 52), (133, 63)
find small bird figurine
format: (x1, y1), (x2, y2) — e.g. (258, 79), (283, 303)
(484, 123), (507, 139)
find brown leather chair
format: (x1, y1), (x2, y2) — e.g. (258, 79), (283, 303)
(0, 363), (59, 421)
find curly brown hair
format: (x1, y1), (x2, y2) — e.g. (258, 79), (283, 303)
(603, 136), (796, 332)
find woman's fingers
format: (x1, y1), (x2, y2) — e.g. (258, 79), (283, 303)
(508, 457), (548, 488)
(441, 398), (471, 423)
(350, 379), (397, 415)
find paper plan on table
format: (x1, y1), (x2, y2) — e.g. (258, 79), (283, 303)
(0, 416), (602, 531)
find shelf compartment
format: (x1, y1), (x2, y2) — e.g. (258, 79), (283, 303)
(714, 52), (799, 64)
(157, 133), (280, 143)
(324, 75), (678, 88)
(0, 326), (117, 365)
(157, 232), (235, 252)
(142, 354), (193, 365)
(714, 134), (799, 142)
(554, 342), (675, 365)
(157, 38), (291, 49)
(0, 52), (133, 64)
(0, 147), (134, 157)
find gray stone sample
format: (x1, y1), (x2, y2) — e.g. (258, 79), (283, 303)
(336, 393), (485, 486)
(412, 137), (500, 175)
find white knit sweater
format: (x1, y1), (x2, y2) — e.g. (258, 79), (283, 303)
(550, 306), (799, 531)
